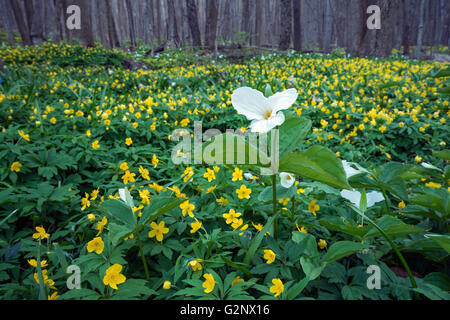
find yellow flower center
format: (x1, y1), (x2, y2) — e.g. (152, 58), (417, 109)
(264, 109), (273, 119)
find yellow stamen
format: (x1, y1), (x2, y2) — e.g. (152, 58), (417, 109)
(264, 110), (272, 119)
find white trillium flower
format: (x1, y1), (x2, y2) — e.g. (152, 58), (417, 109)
(243, 172), (254, 180)
(280, 172), (295, 188)
(118, 188), (127, 203)
(421, 162), (442, 171)
(118, 188), (134, 208)
(231, 87), (298, 133)
(342, 160), (365, 179)
(340, 190), (384, 208)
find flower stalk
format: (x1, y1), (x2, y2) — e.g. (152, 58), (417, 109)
(135, 229), (150, 281)
(272, 174), (278, 239)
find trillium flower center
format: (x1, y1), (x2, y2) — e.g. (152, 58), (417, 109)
(264, 109), (273, 119)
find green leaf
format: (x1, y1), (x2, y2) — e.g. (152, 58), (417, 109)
(109, 223), (134, 245)
(139, 196), (185, 226)
(322, 241), (369, 264)
(265, 84), (273, 97)
(287, 277), (310, 300)
(243, 214), (277, 266)
(431, 67), (450, 78)
(360, 189), (367, 212)
(341, 285), (363, 300)
(196, 132), (271, 168)
(424, 272), (450, 292)
(319, 218), (367, 241)
(112, 279), (157, 299)
(258, 184), (296, 202)
(425, 233), (450, 253)
(433, 150), (450, 161)
(0, 209), (18, 228)
(0, 189), (12, 206)
(437, 86), (450, 96)
(278, 116), (311, 159)
(221, 256), (252, 279)
(59, 288), (101, 300)
(363, 216), (424, 239)
(410, 188), (450, 216)
(376, 162), (410, 199)
(414, 283), (450, 300)
(102, 199), (136, 229)
(300, 256), (325, 280)
(291, 231), (319, 259)
(279, 146), (351, 190)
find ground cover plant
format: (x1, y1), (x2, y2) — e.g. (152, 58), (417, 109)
(0, 43), (449, 300)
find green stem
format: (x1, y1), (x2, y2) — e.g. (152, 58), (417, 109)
(353, 206), (419, 299)
(36, 241), (48, 300)
(272, 174), (278, 239)
(135, 230), (150, 281)
(317, 275), (321, 298)
(290, 197), (296, 222)
(380, 229), (419, 299)
(381, 188), (392, 216)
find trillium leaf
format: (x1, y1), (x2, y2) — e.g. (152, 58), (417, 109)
(410, 188), (450, 216)
(425, 234), (450, 254)
(278, 116), (311, 159)
(279, 145), (351, 190)
(197, 132), (272, 168)
(363, 216), (424, 239)
(414, 283), (450, 300)
(319, 218), (368, 241)
(102, 199), (135, 229)
(322, 241), (370, 264)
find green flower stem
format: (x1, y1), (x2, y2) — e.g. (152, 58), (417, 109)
(135, 230), (150, 281)
(317, 275), (321, 298)
(272, 174), (278, 240)
(376, 227), (419, 299)
(352, 206), (419, 299)
(36, 241), (48, 300)
(381, 188), (392, 216)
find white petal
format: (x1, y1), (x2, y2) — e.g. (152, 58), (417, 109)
(366, 191), (384, 207)
(249, 119), (276, 133)
(340, 190), (361, 207)
(270, 111), (285, 127)
(421, 162), (441, 171)
(244, 172), (254, 180)
(268, 88), (298, 113)
(231, 87), (270, 120)
(280, 172), (295, 188)
(118, 188), (127, 203)
(342, 160), (362, 178)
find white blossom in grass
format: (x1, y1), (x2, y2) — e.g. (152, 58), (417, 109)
(340, 190), (384, 208)
(244, 172), (254, 180)
(118, 188), (134, 208)
(231, 87), (298, 133)
(421, 162), (442, 172)
(280, 172), (295, 188)
(342, 160), (365, 179)
(118, 188), (127, 203)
